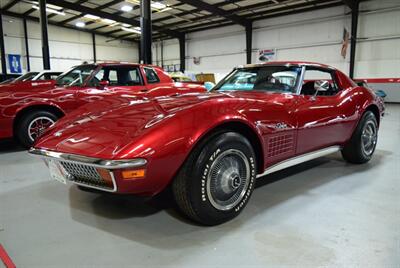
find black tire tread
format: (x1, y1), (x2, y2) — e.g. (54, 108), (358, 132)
(16, 110), (58, 148)
(341, 111), (377, 164)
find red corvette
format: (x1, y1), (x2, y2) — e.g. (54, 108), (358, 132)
(0, 63), (204, 147)
(30, 61), (384, 225)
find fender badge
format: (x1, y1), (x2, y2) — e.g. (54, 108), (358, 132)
(54, 132), (62, 137)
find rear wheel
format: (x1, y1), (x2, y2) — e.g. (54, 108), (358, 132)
(341, 111), (378, 164)
(172, 132), (257, 225)
(16, 110), (58, 148)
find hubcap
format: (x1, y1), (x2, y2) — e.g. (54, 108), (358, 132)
(28, 116), (55, 142)
(361, 120), (377, 156)
(207, 149), (250, 211)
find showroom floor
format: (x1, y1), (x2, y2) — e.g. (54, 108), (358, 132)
(0, 104), (399, 267)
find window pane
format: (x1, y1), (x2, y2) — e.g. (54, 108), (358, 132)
(215, 66), (301, 93)
(56, 65), (97, 86)
(144, 68), (160, 83)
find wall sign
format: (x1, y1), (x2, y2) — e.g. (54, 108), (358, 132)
(8, 54), (22, 74)
(258, 49), (276, 62)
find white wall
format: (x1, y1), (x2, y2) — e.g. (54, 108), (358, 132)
(1, 16), (139, 73)
(157, 0), (399, 80)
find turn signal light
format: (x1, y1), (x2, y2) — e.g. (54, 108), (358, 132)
(96, 168), (113, 186)
(121, 169), (146, 179)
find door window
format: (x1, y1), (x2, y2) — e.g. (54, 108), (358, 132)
(301, 68), (339, 96)
(89, 66), (143, 87)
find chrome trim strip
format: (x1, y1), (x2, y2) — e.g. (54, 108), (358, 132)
(256, 146), (341, 178)
(29, 148), (147, 169)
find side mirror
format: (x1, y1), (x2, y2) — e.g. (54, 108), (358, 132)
(204, 82), (215, 91)
(98, 80), (109, 89)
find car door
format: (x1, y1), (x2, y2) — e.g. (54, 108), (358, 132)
(295, 67), (357, 154)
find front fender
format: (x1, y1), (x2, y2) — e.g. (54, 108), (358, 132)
(115, 103), (263, 195)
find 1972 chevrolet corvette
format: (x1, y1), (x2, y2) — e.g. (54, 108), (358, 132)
(0, 63), (204, 148)
(30, 61), (384, 225)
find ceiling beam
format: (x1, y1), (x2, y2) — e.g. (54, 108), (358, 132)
(2, 0), (20, 11)
(58, 0), (92, 25)
(177, 0), (250, 27)
(180, 1), (345, 33)
(248, 1), (344, 21)
(159, 0), (283, 30)
(151, 0), (243, 24)
(0, 9), (137, 43)
(45, 0), (183, 38)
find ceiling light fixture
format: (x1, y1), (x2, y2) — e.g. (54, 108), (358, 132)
(75, 21), (85, 28)
(121, 5), (133, 12)
(121, 26), (141, 34)
(32, 5), (66, 16)
(84, 14), (100, 20)
(125, 0), (172, 12)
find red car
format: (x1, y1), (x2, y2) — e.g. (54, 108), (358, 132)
(0, 63), (205, 147)
(30, 61), (384, 225)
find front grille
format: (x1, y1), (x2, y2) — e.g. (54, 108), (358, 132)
(60, 161), (113, 190)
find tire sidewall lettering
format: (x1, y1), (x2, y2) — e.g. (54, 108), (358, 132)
(200, 146), (256, 214)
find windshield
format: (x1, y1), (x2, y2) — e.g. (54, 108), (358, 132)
(55, 65), (97, 86)
(12, 72), (39, 83)
(214, 66), (302, 93)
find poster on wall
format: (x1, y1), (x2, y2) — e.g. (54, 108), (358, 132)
(8, 54), (22, 74)
(258, 49), (276, 62)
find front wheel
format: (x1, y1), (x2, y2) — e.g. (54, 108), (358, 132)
(342, 111), (378, 164)
(173, 132), (257, 225)
(16, 110), (58, 148)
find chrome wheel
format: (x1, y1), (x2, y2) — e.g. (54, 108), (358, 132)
(206, 149), (250, 211)
(28, 116), (55, 142)
(361, 120), (377, 156)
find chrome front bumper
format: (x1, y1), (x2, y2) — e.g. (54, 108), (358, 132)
(29, 148), (147, 192)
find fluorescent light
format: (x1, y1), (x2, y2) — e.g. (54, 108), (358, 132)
(75, 21), (85, 28)
(121, 5), (133, 12)
(102, 18), (116, 24)
(126, 0), (172, 12)
(84, 14), (100, 20)
(46, 3), (63, 10)
(157, 7), (172, 12)
(121, 26), (141, 34)
(32, 5), (66, 16)
(151, 2), (167, 9)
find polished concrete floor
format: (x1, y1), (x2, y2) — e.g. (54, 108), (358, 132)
(0, 104), (399, 268)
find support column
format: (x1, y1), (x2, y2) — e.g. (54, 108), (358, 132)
(160, 40), (164, 69)
(39, 0), (51, 70)
(23, 19), (30, 71)
(140, 0), (152, 64)
(92, 33), (96, 63)
(179, 35), (185, 72)
(349, 0), (359, 79)
(246, 22), (253, 64)
(0, 14), (7, 76)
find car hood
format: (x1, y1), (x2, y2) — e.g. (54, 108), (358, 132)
(34, 91), (281, 158)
